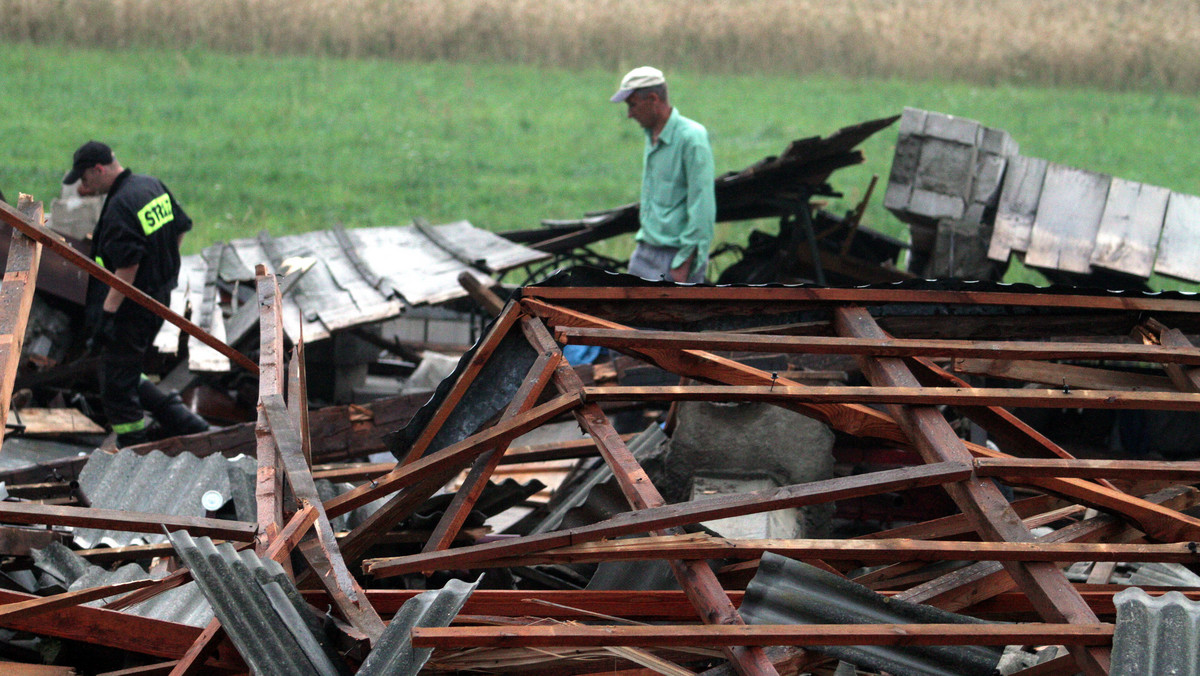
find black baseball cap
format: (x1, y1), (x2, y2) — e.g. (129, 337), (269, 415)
(63, 141), (114, 184)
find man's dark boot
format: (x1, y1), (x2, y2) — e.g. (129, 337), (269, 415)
(138, 378), (210, 436)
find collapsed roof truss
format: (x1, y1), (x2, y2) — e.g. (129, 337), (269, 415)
(2, 195), (1200, 674)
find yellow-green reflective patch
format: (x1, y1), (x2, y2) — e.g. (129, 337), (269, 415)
(95, 255), (104, 268)
(137, 193), (174, 235)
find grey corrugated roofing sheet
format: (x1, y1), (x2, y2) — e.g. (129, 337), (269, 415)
(169, 531), (478, 676)
(1113, 587), (1200, 676)
(165, 220), (546, 345)
(31, 541), (212, 627)
(73, 449), (254, 549)
(738, 552), (1002, 676)
(356, 576), (479, 676)
(168, 530), (349, 676)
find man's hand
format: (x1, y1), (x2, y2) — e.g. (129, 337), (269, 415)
(669, 255), (694, 283)
(87, 311), (117, 352)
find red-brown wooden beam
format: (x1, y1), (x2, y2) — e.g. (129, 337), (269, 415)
(520, 284), (1200, 314)
(0, 197), (43, 449)
(0, 199), (256, 372)
(580, 384), (1200, 411)
(836, 306), (1111, 675)
(556, 326), (1200, 365)
(410, 623), (1115, 649)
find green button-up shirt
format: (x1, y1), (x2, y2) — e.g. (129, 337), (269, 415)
(638, 108), (716, 271)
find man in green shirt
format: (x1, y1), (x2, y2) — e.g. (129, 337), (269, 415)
(611, 66), (715, 283)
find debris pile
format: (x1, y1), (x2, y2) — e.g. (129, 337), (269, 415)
(1, 110), (1200, 674)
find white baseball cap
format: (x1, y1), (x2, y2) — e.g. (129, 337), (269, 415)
(610, 66), (666, 102)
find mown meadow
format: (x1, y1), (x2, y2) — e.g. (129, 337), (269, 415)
(2, 2), (1199, 283)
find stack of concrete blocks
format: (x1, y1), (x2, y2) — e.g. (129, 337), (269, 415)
(884, 108), (1019, 279)
(48, 181), (103, 240)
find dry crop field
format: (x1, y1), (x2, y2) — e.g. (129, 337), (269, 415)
(4, 0), (1200, 92)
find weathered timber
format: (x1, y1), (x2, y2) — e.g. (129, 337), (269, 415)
(0, 197), (43, 449)
(450, 533), (1200, 568)
(0, 502), (255, 541)
(409, 623), (1114, 649)
(580, 385), (1200, 410)
(953, 358), (1173, 391)
(254, 266), (286, 556)
(556, 327), (1200, 365)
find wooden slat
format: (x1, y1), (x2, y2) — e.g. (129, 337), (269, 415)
(254, 266), (285, 556)
(363, 462), (972, 578)
(1155, 192), (1200, 282)
(0, 197), (43, 449)
(988, 155), (1047, 261)
(579, 384), (1200, 410)
(1090, 177), (1169, 278)
(519, 285), (1200, 315)
(557, 326), (1200, 365)
(262, 396), (385, 641)
(410, 623), (1114, 649)
(953, 358), (1173, 391)
(974, 457), (1200, 482)
(1024, 163), (1111, 274)
(453, 533), (1200, 568)
(834, 306), (1110, 676)
(0, 501), (255, 541)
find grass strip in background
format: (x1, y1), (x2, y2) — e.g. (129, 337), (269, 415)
(2, 42), (1198, 286)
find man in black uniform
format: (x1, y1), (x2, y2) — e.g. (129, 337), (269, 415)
(65, 141), (207, 446)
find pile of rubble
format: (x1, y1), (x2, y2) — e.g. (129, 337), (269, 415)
(1, 109), (1200, 674)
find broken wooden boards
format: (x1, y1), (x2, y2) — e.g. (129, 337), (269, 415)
(889, 106), (1200, 284)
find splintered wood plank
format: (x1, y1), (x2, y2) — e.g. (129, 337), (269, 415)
(953, 358), (1173, 392)
(1025, 163), (1110, 274)
(989, 155), (1048, 261)
(0, 197), (43, 449)
(834, 306), (1110, 676)
(254, 266), (285, 556)
(1155, 192), (1200, 282)
(262, 396), (385, 642)
(1090, 177), (1169, 278)
(410, 623), (1114, 649)
(6, 408), (104, 435)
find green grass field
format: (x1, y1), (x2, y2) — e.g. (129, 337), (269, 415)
(3, 42), (1200, 285)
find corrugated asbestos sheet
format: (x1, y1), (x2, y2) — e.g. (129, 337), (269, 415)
(739, 552), (1002, 676)
(1112, 588), (1200, 676)
(170, 531), (478, 676)
(32, 541), (212, 627)
(168, 530), (349, 676)
(356, 577), (479, 676)
(74, 449), (253, 549)
(159, 220), (548, 347)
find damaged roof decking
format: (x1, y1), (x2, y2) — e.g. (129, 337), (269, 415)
(159, 219), (549, 350)
(9, 195), (1200, 673)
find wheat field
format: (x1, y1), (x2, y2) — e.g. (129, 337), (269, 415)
(4, 0), (1199, 91)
